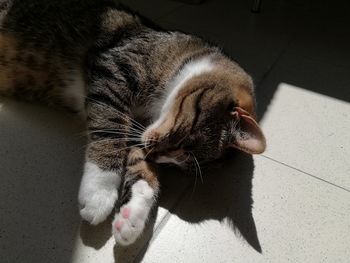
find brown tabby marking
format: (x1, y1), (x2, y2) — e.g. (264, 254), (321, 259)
(0, 33), (81, 109)
(127, 148), (159, 190)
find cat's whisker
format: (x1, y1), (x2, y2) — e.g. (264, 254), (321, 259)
(170, 152), (189, 164)
(231, 118), (239, 131)
(185, 154), (191, 163)
(81, 138), (118, 149)
(86, 97), (146, 130)
(144, 147), (154, 160)
(86, 136), (159, 152)
(87, 130), (142, 138)
(89, 137), (143, 143)
(85, 118), (145, 134)
(176, 154), (190, 164)
(85, 136), (145, 146)
(85, 128), (139, 135)
(102, 142), (157, 155)
(86, 132), (143, 139)
(112, 109), (146, 131)
(84, 125), (144, 139)
(83, 127), (141, 138)
(117, 111), (146, 130)
(192, 153), (203, 184)
(190, 153), (199, 195)
(124, 128), (144, 135)
(102, 145), (145, 155)
(89, 139), (142, 145)
(102, 125), (145, 135)
(86, 140), (140, 150)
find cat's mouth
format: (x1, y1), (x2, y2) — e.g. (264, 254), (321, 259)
(145, 149), (189, 167)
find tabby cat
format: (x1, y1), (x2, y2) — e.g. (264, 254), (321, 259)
(0, 0), (266, 245)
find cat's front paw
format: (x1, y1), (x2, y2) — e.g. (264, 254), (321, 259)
(112, 180), (155, 246)
(78, 162), (121, 225)
(79, 189), (118, 225)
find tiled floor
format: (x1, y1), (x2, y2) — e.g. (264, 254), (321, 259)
(1, 0), (349, 262)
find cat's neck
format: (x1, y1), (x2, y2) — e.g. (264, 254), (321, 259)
(148, 55), (216, 124)
(163, 56), (215, 111)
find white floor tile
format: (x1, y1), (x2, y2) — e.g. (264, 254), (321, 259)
(140, 156), (350, 263)
(259, 82), (350, 189)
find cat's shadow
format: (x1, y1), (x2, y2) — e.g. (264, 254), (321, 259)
(0, 99), (260, 262)
(159, 150), (261, 253)
(79, 151), (261, 262)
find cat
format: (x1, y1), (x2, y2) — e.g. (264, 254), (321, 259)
(0, 0), (266, 245)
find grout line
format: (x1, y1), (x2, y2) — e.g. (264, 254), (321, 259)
(256, 40), (293, 88)
(260, 154), (350, 193)
(133, 182), (192, 262)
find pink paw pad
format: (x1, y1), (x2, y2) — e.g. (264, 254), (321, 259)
(115, 220), (123, 231)
(121, 207), (131, 219)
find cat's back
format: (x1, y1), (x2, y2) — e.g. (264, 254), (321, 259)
(1, 0), (118, 53)
(0, 0), (137, 111)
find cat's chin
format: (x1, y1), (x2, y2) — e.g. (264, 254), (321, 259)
(154, 156), (187, 168)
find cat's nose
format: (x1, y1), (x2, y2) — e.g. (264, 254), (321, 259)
(142, 130), (160, 151)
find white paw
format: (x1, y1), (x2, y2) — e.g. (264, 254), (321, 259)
(78, 162), (121, 225)
(79, 189), (118, 225)
(112, 180), (155, 246)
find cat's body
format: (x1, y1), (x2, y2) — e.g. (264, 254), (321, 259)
(0, 0), (216, 114)
(0, 0), (266, 245)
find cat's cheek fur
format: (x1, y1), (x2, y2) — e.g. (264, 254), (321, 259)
(112, 180), (155, 246)
(78, 162), (121, 225)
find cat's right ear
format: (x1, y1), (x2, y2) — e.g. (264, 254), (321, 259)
(229, 107), (266, 154)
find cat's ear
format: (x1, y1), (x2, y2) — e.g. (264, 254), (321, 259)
(229, 107), (266, 154)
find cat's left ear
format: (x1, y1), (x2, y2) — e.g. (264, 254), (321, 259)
(229, 107), (266, 154)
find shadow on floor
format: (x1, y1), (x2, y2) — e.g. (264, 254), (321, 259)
(80, 215), (114, 249)
(159, 150), (262, 253)
(77, 137), (262, 259)
(255, 54), (350, 120)
(0, 99), (86, 263)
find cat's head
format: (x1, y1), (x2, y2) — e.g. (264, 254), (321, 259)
(142, 66), (266, 169)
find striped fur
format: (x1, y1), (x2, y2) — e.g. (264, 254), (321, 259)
(0, 0), (265, 245)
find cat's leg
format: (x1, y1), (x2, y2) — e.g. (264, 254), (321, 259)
(112, 147), (159, 245)
(78, 161), (121, 225)
(78, 96), (136, 225)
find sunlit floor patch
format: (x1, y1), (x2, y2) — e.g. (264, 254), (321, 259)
(260, 82), (350, 189)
